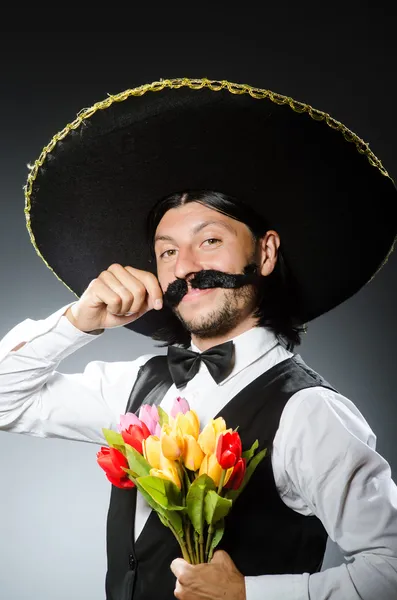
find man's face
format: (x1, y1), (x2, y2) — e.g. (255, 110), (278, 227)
(154, 202), (261, 338)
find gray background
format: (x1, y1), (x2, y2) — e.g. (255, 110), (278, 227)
(0, 23), (396, 600)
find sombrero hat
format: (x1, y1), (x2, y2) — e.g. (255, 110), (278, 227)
(24, 77), (397, 338)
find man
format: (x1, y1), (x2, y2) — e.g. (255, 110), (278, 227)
(0, 78), (396, 599)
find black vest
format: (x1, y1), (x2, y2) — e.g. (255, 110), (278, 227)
(105, 353), (335, 600)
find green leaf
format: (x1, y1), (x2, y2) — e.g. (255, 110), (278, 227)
(210, 518), (225, 553)
(121, 471), (159, 510)
(133, 478), (184, 538)
(186, 474), (216, 535)
(242, 439), (259, 461)
(102, 428), (125, 449)
(157, 406), (169, 427)
(157, 512), (169, 527)
(225, 447), (267, 503)
(125, 445), (151, 477)
(204, 490), (232, 525)
(122, 467), (138, 478)
(137, 475), (184, 511)
(124, 472), (184, 540)
(113, 444), (127, 456)
(182, 465), (192, 492)
(156, 506), (184, 539)
(165, 509), (184, 539)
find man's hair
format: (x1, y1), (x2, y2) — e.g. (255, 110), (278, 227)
(146, 190), (305, 350)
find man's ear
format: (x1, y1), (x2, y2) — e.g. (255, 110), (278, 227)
(258, 230), (280, 276)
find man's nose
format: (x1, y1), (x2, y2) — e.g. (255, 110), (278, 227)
(174, 249), (202, 280)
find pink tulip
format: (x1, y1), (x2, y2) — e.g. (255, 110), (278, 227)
(170, 397), (190, 418)
(117, 412), (142, 433)
(138, 404), (160, 435)
(150, 404), (160, 422)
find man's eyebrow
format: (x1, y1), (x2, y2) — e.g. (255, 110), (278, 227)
(154, 220), (236, 244)
(192, 220), (237, 236)
(154, 233), (176, 244)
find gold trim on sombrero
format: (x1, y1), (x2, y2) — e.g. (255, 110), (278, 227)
(23, 77), (396, 302)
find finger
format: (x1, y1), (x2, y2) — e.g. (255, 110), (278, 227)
(100, 269), (146, 315)
(90, 277), (134, 316)
(124, 266), (164, 310)
(211, 550), (241, 578)
(210, 550), (227, 563)
(170, 558), (190, 579)
(174, 579), (183, 598)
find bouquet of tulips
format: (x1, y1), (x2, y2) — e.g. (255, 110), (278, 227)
(97, 397), (266, 564)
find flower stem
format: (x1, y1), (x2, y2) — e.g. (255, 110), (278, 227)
(199, 533), (205, 563)
(167, 520), (191, 563)
(181, 542), (191, 563)
(208, 543), (216, 562)
(183, 466), (191, 490)
(217, 469), (226, 495)
(205, 524), (214, 560)
(176, 460), (185, 495)
(184, 519), (196, 564)
(194, 530), (199, 563)
(204, 470), (227, 562)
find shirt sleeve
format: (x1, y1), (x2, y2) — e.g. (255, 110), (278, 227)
(0, 303), (155, 444)
(245, 386), (397, 600)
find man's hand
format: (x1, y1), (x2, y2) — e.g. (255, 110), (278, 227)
(170, 550), (246, 599)
(64, 263), (163, 332)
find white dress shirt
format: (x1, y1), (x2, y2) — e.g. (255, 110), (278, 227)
(0, 302), (396, 600)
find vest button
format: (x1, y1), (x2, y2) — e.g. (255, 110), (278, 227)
(129, 554), (136, 570)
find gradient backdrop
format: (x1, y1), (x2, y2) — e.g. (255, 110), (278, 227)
(0, 25), (396, 600)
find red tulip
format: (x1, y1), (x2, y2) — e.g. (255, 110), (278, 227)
(96, 447), (135, 489)
(121, 422), (151, 454)
(216, 431), (242, 469)
(224, 457), (246, 490)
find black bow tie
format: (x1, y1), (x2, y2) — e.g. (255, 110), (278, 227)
(167, 341), (235, 389)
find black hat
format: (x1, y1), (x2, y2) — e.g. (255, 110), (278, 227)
(24, 77), (397, 338)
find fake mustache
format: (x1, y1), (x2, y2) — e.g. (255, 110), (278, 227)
(163, 263), (262, 308)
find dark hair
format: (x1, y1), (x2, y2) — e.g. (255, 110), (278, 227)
(146, 190), (306, 351)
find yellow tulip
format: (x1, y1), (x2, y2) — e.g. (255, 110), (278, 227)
(199, 453), (233, 487)
(198, 417), (227, 455)
(150, 455), (181, 489)
(160, 424), (185, 460)
(142, 435), (161, 470)
(183, 434), (205, 471)
(149, 468), (182, 489)
(173, 410), (200, 440)
(199, 453), (222, 486)
(186, 410), (201, 439)
(159, 453), (177, 471)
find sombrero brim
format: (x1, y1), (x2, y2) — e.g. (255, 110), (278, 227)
(25, 78), (397, 338)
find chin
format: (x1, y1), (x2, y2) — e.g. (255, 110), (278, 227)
(175, 309), (236, 340)
(175, 307), (212, 329)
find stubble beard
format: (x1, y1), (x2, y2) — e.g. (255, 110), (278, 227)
(173, 284), (258, 340)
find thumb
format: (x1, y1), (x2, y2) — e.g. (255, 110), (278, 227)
(170, 557), (189, 578)
(210, 549), (231, 565)
(211, 550), (243, 577)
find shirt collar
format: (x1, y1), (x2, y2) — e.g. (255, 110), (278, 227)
(190, 326), (280, 384)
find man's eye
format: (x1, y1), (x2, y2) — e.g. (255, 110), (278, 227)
(203, 238), (221, 246)
(160, 249), (176, 259)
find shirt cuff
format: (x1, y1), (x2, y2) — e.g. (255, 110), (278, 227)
(0, 302), (103, 363)
(245, 573), (309, 600)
